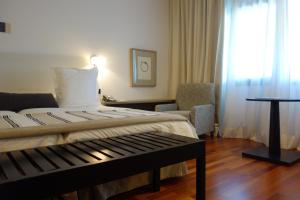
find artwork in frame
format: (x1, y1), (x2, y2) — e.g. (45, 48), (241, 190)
(130, 48), (157, 87)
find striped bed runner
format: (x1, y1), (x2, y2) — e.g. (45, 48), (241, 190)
(0, 109), (159, 129)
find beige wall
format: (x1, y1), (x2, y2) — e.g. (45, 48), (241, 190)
(0, 0), (169, 100)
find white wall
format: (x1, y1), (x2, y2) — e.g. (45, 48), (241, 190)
(0, 0), (170, 100)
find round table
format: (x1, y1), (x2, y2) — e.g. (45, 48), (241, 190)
(243, 98), (300, 165)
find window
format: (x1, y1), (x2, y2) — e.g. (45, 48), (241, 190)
(223, 0), (300, 82)
(287, 0), (300, 81)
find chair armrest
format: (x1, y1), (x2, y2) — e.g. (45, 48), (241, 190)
(191, 104), (215, 135)
(155, 103), (178, 112)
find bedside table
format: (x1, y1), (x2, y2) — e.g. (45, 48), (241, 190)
(102, 99), (175, 111)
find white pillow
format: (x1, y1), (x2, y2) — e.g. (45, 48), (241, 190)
(54, 67), (99, 108)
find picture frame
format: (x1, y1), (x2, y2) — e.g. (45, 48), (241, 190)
(130, 48), (157, 87)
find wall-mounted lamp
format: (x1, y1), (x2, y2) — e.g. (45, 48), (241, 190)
(90, 55), (107, 68)
(90, 55), (107, 80)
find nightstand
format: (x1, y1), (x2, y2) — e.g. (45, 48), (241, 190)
(102, 99), (175, 111)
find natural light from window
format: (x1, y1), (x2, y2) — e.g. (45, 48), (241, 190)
(288, 0), (300, 81)
(224, 0), (300, 82)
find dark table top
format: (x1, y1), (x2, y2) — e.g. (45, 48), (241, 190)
(102, 99), (175, 105)
(247, 98), (300, 102)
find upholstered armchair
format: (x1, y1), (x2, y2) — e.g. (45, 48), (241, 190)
(155, 83), (215, 135)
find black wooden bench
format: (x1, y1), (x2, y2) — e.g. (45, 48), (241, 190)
(0, 132), (205, 200)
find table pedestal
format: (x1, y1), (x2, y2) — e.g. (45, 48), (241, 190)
(242, 147), (300, 165)
(243, 98), (300, 165)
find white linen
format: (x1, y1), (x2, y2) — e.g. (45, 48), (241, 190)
(54, 67), (99, 108)
(18, 105), (111, 114)
(19, 108), (64, 114)
(0, 111), (17, 116)
(0, 106), (197, 152)
(0, 120), (196, 152)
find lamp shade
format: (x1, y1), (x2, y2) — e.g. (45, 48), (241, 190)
(90, 56), (107, 67)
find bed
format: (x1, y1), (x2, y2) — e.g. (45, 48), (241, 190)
(0, 66), (198, 199)
(0, 102), (197, 200)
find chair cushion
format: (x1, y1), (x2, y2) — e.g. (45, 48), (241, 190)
(176, 83), (215, 110)
(165, 110), (191, 120)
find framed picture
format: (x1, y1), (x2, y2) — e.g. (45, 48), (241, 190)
(130, 48), (157, 87)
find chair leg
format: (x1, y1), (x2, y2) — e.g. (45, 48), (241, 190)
(210, 131), (214, 138)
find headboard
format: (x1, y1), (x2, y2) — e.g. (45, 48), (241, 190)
(0, 92), (59, 112)
(0, 52), (88, 94)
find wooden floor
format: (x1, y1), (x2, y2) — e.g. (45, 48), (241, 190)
(110, 138), (300, 200)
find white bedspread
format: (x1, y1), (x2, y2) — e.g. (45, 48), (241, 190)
(0, 106), (197, 152)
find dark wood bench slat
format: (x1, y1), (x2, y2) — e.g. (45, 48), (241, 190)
(142, 133), (184, 144)
(38, 147), (71, 169)
(91, 140), (132, 156)
(150, 132), (194, 143)
(0, 153), (23, 180)
(128, 135), (165, 148)
(102, 138), (140, 154)
(10, 151), (40, 175)
(72, 143), (109, 161)
(50, 146), (86, 166)
(112, 137), (151, 151)
(120, 136), (159, 150)
(82, 141), (122, 158)
(24, 149), (56, 172)
(133, 134), (175, 147)
(63, 144), (99, 163)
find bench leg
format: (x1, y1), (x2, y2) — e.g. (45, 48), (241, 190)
(196, 147), (206, 200)
(151, 168), (160, 192)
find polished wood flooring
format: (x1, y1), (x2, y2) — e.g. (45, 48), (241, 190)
(110, 138), (300, 200)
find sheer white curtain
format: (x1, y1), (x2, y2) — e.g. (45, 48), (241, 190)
(221, 0), (300, 150)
